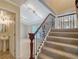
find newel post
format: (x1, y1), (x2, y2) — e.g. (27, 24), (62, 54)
(29, 33), (35, 59)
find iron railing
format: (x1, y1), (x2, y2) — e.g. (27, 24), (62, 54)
(55, 13), (77, 29)
(29, 13), (55, 59)
(29, 13), (77, 59)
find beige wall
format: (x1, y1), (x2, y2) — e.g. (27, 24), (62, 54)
(0, 0), (20, 59)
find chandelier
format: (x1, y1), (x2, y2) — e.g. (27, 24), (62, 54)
(0, 10), (14, 25)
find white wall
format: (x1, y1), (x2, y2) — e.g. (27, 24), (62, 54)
(20, 23), (33, 39)
(20, 21), (41, 39)
(20, 0), (55, 59)
(20, 23), (27, 39)
(20, 23), (32, 59)
(20, 39), (30, 59)
(20, 21), (42, 59)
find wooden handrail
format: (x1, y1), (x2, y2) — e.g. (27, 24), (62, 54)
(29, 13), (55, 59)
(75, 0), (78, 8)
(58, 13), (77, 17)
(35, 13), (55, 34)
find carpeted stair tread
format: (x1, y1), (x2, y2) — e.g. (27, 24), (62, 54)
(43, 47), (77, 59)
(38, 53), (54, 59)
(47, 36), (77, 40)
(46, 41), (77, 49)
(45, 41), (77, 54)
(49, 32), (78, 38)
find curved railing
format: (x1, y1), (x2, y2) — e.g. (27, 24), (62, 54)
(29, 13), (55, 59)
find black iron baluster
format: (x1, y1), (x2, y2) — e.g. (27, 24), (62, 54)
(75, 15), (76, 28)
(63, 17), (64, 29)
(62, 17), (64, 29)
(74, 15), (76, 28)
(42, 24), (46, 38)
(60, 17), (62, 29)
(73, 15), (75, 28)
(61, 17), (62, 29)
(69, 16), (71, 28)
(52, 18), (55, 28)
(59, 18), (60, 28)
(76, 14), (78, 28)
(67, 16), (71, 28)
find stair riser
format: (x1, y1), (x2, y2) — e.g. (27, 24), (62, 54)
(38, 54), (53, 59)
(41, 48), (75, 59)
(49, 33), (78, 38)
(51, 29), (78, 32)
(44, 42), (78, 55)
(47, 37), (78, 45)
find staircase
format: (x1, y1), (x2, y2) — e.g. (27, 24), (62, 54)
(38, 28), (78, 59)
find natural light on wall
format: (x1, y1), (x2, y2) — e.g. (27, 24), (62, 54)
(0, 10), (14, 25)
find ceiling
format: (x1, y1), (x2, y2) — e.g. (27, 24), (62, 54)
(41, 0), (76, 15)
(5, 0), (27, 6)
(4, 0), (51, 25)
(20, 0), (51, 25)
(5, 0), (76, 15)
(4, 0), (76, 25)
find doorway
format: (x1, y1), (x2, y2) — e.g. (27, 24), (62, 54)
(0, 9), (16, 59)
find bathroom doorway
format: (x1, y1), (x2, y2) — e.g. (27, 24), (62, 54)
(0, 9), (16, 59)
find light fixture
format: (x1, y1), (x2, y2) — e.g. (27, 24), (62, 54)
(0, 10), (14, 25)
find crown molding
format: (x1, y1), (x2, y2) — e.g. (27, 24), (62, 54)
(39, 0), (56, 15)
(5, 0), (20, 7)
(56, 7), (76, 16)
